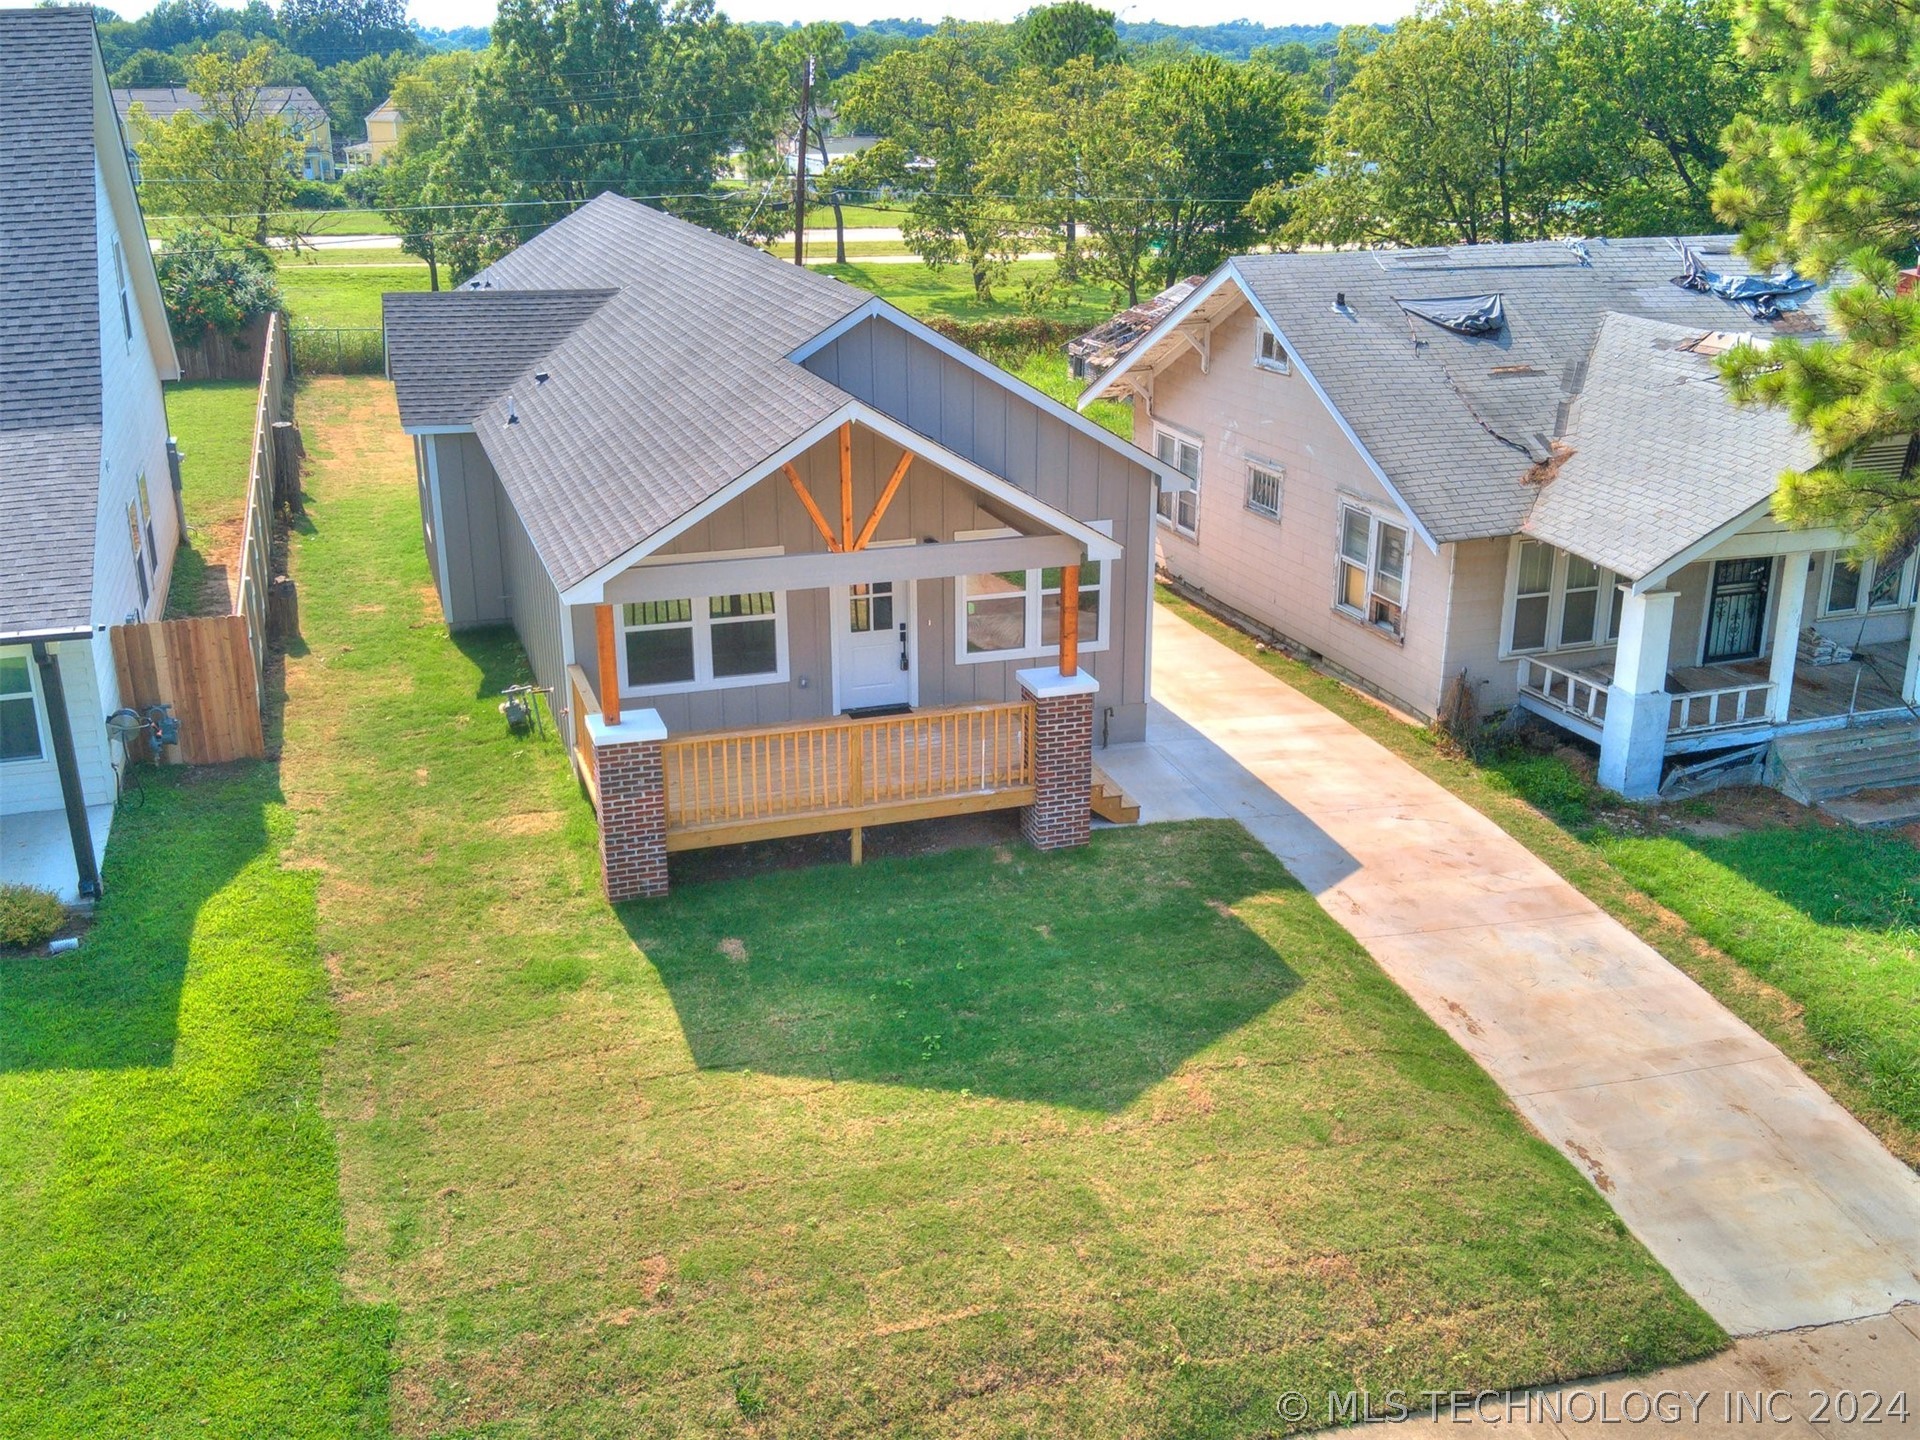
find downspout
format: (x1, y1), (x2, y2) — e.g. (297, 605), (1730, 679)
(32, 641), (101, 901)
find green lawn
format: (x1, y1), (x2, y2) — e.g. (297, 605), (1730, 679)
(816, 257), (1124, 326)
(301, 209), (402, 236)
(1008, 347), (1131, 437)
(277, 262), (432, 329)
(285, 248), (428, 269)
(280, 377), (1715, 1436)
(162, 379), (262, 617)
(0, 766), (393, 1438)
(1156, 586), (1920, 1169)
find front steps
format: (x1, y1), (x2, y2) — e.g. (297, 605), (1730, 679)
(1771, 719), (1920, 811)
(1090, 764), (1141, 825)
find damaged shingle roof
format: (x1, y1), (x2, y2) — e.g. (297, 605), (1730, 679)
(0, 7), (108, 637)
(384, 194), (880, 591)
(1525, 314), (1818, 581)
(1102, 236), (1825, 548)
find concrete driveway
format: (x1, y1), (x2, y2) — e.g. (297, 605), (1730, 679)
(1102, 608), (1920, 1338)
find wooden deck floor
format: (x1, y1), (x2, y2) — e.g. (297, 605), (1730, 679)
(1673, 639), (1908, 721)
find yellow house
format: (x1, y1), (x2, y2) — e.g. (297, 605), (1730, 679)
(362, 97), (403, 165)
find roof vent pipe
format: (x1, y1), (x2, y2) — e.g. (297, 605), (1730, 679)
(506, 396), (518, 426)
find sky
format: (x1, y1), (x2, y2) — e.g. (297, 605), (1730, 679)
(81, 0), (1419, 35)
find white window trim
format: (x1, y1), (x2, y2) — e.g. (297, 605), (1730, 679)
(111, 234), (133, 347)
(1333, 501), (1411, 639)
(1153, 427), (1201, 539)
(615, 551), (792, 698)
(952, 523), (1113, 666)
(1244, 461), (1283, 522)
(1497, 536), (1626, 659)
(1818, 548), (1917, 618)
(1254, 320), (1291, 374)
(0, 648), (50, 766)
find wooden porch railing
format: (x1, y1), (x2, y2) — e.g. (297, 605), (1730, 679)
(1669, 681), (1773, 734)
(566, 663), (600, 807)
(1516, 657), (1610, 725)
(660, 701), (1035, 852)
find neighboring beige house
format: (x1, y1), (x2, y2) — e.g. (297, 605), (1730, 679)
(1081, 236), (1919, 801)
(383, 194), (1178, 898)
(347, 96), (402, 167)
(114, 83), (335, 180)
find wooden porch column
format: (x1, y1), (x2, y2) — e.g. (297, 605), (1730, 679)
(1767, 551), (1813, 722)
(595, 603), (621, 725)
(1058, 563), (1080, 677)
(838, 422), (854, 550)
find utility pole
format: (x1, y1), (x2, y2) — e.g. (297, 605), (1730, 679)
(792, 55), (813, 267)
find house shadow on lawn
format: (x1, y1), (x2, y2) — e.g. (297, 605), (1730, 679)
(622, 820), (1304, 1112)
(0, 764), (277, 1072)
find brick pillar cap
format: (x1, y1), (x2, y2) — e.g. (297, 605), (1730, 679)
(1016, 666), (1099, 700)
(587, 707), (669, 746)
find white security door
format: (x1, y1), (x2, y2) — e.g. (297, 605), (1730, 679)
(835, 580), (914, 711)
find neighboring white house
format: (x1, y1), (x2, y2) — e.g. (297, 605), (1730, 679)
(1082, 236), (1919, 800)
(2, 8), (183, 902)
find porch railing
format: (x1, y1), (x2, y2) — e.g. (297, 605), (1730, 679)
(1669, 681), (1774, 735)
(566, 663), (600, 806)
(1516, 657), (1610, 725)
(660, 701), (1036, 851)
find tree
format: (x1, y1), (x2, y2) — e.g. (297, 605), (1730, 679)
(319, 48), (420, 143)
(1276, 0), (1570, 248)
(111, 48), (189, 88)
(419, 0), (780, 283)
(1714, 0), (1920, 556)
(153, 227), (283, 345)
(839, 22), (1019, 302)
(130, 45), (305, 249)
(279, 0), (416, 66)
(1015, 2), (1119, 71)
(774, 22), (852, 263)
(372, 50), (480, 290)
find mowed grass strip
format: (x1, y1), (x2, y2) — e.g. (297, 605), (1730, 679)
(0, 766), (393, 1438)
(277, 261), (433, 329)
(287, 376), (1717, 1437)
(162, 378), (262, 616)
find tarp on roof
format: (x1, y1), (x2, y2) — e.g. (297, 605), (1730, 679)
(1396, 293), (1505, 336)
(1672, 243), (1815, 321)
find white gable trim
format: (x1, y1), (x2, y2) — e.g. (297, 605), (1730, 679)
(92, 48), (177, 381)
(1083, 261), (1440, 555)
(789, 297), (1183, 490)
(1630, 495), (1781, 593)
(399, 423), (479, 436)
(556, 398), (1123, 605)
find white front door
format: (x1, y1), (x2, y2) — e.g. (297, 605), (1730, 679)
(834, 580), (914, 711)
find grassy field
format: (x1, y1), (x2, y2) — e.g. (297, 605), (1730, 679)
(277, 262), (432, 329)
(816, 258), (1124, 326)
(281, 376), (1715, 1437)
(0, 766), (394, 1438)
(1008, 347), (1131, 437)
(161, 379), (262, 616)
(1156, 586), (1920, 1168)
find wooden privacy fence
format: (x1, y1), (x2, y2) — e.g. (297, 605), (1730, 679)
(109, 615), (265, 764)
(112, 313), (291, 765)
(660, 701), (1036, 852)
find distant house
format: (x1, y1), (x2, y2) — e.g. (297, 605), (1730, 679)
(347, 96), (402, 167)
(2, 8), (183, 902)
(114, 83), (335, 181)
(1082, 236), (1919, 800)
(383, 195), (1178, 898)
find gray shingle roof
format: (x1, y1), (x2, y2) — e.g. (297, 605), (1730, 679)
(114, 84), (330, 132)
(0, 7), (107, 637)
(383, 290), (616, 430)
(1524, 314), (1818, 581)
(383, 194), (877, 591)
(1116, 237), (1824, 546)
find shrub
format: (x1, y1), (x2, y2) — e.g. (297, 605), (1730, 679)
(1487, 750), (1599, 824)
(0, 884), (67, 950)
(290, 179), (348, 210)
(155, 228), (283, 346)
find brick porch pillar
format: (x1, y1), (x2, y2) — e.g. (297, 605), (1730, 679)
(587, 708), (670, 901)
(1016, 666), (1098, 852)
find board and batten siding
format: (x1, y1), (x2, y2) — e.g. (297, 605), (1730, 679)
(424, 433), (508, 629)
(1142, 298), (1452, 718)
(799, 315), (1155, 741)
(497, 480), (568, 727)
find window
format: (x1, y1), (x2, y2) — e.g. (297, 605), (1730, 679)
(111, 235), (132, 343)
(1869, 539), (1916, 610)
(1245, 463), (1283, 521)
(1154, 430), (1201, 537)
(1336, 504), (1409, 636)
(1510, 540), (1554, 652)
(0, 653), (43, 763)
(136, 471), (157, 559)
(957, 537), (1110, 663)
(1255, 321), (1291, 373)
(1823, 546), (1916, 616)
(1560, 554), (1602, 647)
(1827, 558), (1862, 613)
(127, 502), (148, 608)
(618, 591), (785, 694)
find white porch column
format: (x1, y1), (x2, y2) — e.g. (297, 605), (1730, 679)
(1767, 551), (1813, 722)
(1598, 587), (1677, 800)
(1904, 604), (1920, 706)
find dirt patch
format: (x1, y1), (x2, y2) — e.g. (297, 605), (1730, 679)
(486, 811), (564, 837)
(1631, 785), (1819, 839)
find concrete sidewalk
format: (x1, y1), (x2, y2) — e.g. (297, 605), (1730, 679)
(1102, 608), (1920, 1338)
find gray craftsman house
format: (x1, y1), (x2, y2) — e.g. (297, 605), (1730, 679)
(1084, 236), (1918, 801)
(384, 195), (1174, 896)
